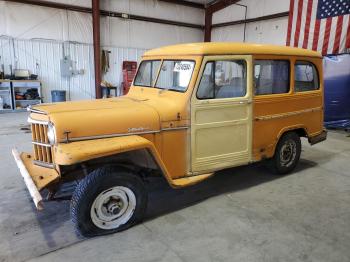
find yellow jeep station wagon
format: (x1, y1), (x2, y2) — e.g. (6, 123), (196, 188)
(12, 43), (327, 236)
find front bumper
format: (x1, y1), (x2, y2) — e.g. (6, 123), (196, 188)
(12, 149), (59, 210)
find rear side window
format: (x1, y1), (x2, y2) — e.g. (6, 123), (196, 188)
(294, 61), (319, 92)
(254, 60), (290, 95)
(197, 60), (247, 99)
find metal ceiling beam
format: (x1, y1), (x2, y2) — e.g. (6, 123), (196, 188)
(206, 0), (240, 14)
(121, 13), (203, 29)
(158, 0), (205, 9)
(212, 11), (289, 28)
(204, 9), (212, 42)
(2, 0), (203, 29)
(204, 0), (240, 42)
(3, 0), (92, 12)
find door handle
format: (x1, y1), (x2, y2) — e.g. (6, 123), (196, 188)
(239, 100), (252, 104)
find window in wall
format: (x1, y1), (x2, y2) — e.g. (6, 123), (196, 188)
(155, 60), (195, 92)
(254, 60), (290, 95)
(134, 60), (161, 87)
(294, 61), (319, 92)
(197, 60), (247, 99)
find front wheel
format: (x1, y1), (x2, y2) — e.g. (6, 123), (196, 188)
(70, 166), (147, 237)
(270, 132), (301, 175)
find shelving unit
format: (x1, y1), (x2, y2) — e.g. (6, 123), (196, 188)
(0, 80), (14, 112)
(11, 80), (42, 111)
(0, 80), (42, 112)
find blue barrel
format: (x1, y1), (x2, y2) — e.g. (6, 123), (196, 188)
(323, 54), (350, 129)
(51, 90), (66, 102)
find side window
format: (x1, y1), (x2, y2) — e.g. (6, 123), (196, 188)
(197, 60), (246, 99)
(294, 61), (319, 92)
(254, 60), (290, 95)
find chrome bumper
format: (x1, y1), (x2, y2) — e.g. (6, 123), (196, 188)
(12, 148), (44, 210)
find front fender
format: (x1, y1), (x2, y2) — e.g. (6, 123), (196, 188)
(54, 135), (173, 184)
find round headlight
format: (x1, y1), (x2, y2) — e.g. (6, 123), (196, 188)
(47, 123), (56, 145)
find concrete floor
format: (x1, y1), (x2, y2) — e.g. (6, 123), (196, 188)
(0, 112), (349, 262)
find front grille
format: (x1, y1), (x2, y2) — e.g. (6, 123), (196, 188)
(30, 121), (54, 168)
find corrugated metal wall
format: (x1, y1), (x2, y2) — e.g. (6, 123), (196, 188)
(0, 37), (15, 74)
(101, 45), (146, 96)
(0, 36), (146, 102)
(211, 0), (289, 45)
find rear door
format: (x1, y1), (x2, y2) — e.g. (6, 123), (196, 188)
(191, 55), (253, 173)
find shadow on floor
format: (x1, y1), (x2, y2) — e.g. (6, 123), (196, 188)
(30, 158), (318, 244)
(145, 158), (317, 220)
(27, 183), (78, 247)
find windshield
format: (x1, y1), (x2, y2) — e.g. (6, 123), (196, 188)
(155, 61), (195, 92)
(134, 60), (195, 92)
(134, 60), (161, 87)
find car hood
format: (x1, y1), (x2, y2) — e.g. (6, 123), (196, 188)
(30, 88), (189, 143)
(32, 96), (161, 142)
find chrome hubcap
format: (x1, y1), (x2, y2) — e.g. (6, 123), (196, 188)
(90, 186), (136, 230)
(106, 197), (124, 215)
(280, 139), (297, 167)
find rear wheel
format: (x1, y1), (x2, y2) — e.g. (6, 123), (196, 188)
(70, 166), (147, 237)
(270, 132), (301, 175)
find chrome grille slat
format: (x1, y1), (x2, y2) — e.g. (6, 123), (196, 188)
(30, 122), (54, 167)
(42, 146), (48, 162)
(43, 125), (49, 143)
(46, 147), (52, 163)
(37, 144), (43, 161)
(32, 141), (51, 147)
(31, 124), (39, 159)
(39, 125), (45, 143)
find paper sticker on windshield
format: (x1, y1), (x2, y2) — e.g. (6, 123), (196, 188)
(174, 62), (193, 72)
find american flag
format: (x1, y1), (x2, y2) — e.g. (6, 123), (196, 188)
(286, 0), (350, 55)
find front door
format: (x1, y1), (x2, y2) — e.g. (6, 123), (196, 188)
(191, 55), (253, 173)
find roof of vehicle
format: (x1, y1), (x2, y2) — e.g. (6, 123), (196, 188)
(143, 42), (322, 58)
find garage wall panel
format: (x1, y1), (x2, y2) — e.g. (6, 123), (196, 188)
(211, 24), (245, 43)
(1, 1), (204, 47)
(212, 0), (289, 45)
(3, 2), (67, 41)
(247, 17), (288, 45)
(0, 37), (15, 74)
(0, 37), (147, 102)
(67, 42), (95, 101)
(128, 20), (203, 49)
(0, 0), (203, 102)
(212, 17), (288, 45)
(99, 45), (147, 96)
(102, 0), (204, 25)
(14, 39), (70, 102)
(0, 1), (6, 36)
(212, 0), (289, 24)
(40, 0), (204, 25)
(212, 4), (246, 25)
(67, 11), (93, 44)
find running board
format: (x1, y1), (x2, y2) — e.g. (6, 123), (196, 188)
(171, 173), (214, 187)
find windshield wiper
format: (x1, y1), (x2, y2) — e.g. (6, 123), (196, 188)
(158, 87), (184, 94)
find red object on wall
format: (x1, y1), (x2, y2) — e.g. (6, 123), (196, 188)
(122, 61), (137, 95)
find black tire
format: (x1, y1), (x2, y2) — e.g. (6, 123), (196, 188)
(70, 166), (147, 237)
(270, 132), (301, 175)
